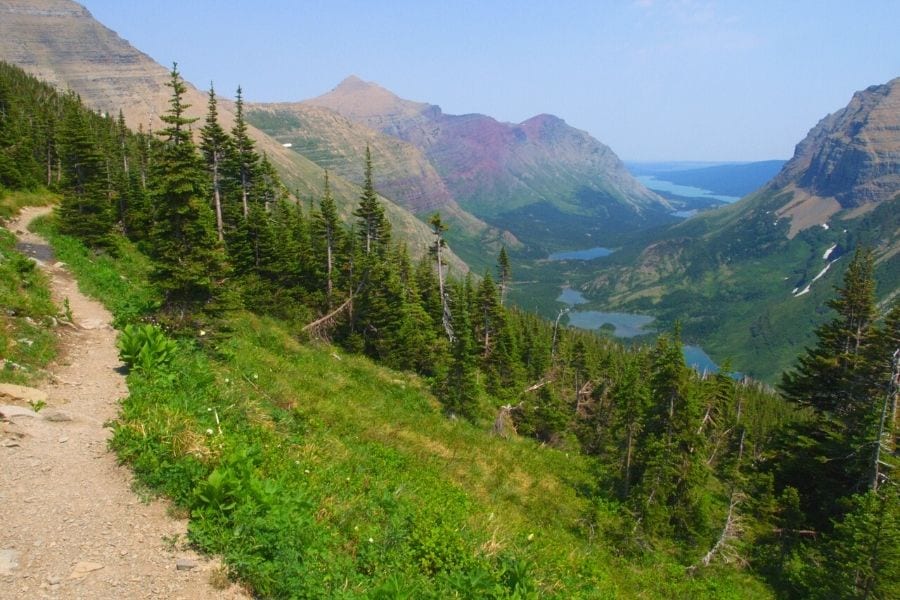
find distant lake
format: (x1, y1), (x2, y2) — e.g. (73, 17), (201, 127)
(557, 288), (724, 371)
(557, 286), (589, 305)
(548, 246), (613, 260)
(637, 175), (740, 204)
(683, 345), (719, 373)
(557, 287), (655, 337)
(567, 311), (656, 338)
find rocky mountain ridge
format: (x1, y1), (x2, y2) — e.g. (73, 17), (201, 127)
(298, 76), (671, 249)
(769, 77), (900, 236)
(574, 76), (899, 381)
(307, 76), (667, 214)
(0, 0), (468, 272)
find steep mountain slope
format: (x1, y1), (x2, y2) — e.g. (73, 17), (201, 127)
(770, 78), (900, 236)
(0, 0), (467, 272)
(243, 101), (519, 269)
(575, 78), (900, 381)
(305, 76), (672, 252)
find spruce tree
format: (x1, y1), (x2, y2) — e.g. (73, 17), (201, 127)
(57, 106), (115, 250)
(429, 212), (454, 341)
(353, 146), (390, 256)
(228, 86), (258, 219)
(780, 248), (886, 498)
(497, 246), (511, 305)
(147, 64), (227, 317)
(312, 171), (343, 309)
(199, 84), (230, 242)
(440, 279), (479, 419)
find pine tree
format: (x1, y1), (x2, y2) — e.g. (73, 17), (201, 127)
(228, 86), (258, 219)
(353, 146), (390, 256)
(57, 105), (115, 250)
(312, 171), (343, 309)
(780, 248), (887, 498)
(497, 246), (511, 305)
(147, 64), (227, 317)
(199, 84), (230, 242)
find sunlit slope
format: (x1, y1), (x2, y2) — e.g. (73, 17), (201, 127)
(0, 0), (468, 272)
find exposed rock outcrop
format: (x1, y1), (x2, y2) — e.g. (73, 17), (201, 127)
(770, 77), (900, 229)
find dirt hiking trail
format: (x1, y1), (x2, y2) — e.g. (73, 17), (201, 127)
(1, 207), (248, 599)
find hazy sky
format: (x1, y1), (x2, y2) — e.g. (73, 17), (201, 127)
(80, 0), (899, 162)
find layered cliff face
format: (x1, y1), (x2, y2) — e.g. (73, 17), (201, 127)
(771, 77), (900, 234)
(0, 0), (469, 272)
(304, 76), (670, 237)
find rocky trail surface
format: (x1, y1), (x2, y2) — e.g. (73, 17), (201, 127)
(0, 207), (248, 599)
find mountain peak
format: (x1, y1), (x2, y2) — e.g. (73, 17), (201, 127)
(307, 76), (431, 122)
(768, 75), (900, 235)
(333, 74), (375, 92)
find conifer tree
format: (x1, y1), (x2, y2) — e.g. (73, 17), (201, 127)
(312, 171), (342, 308)
(353, 146), (390, 256)
(780, 248), (887, 498)
(229, 86), (258, 219)
(440, 279), (479, 419)
(199, 84), (230, 241)
(633, 327), (712, 542)
(429, 212), (454, 342)
(497, 246), (511, 305)
(475, 272), (503, 358)
(147, 64), (227, 316)
(57, 106), (115, 250)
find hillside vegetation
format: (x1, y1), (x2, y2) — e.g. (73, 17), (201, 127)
(3, 60), (897, 599)
(0, 192), (59, 385)
(31, 212), (774, 598)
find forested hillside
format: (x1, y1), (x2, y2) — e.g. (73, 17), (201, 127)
(2, 60), (897, 599)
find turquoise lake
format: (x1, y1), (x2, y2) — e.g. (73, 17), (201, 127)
(557, 287), (723, 372)
(557, 287), (655, 338)
(548, 246), (613, 260)
(637, 175), (740, 204)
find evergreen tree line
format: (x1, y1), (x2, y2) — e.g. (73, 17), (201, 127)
(2, 60), (896, 597)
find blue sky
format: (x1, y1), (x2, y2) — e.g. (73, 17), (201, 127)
(81, 0), (899, 161)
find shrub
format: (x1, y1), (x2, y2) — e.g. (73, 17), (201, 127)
(118, 323), (178, 374)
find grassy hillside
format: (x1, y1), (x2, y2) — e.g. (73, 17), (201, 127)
(32, 214), (776, 598)
(0, 192), (59, 385)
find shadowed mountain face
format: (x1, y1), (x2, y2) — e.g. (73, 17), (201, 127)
(0, 0), (468, 272)
(302, 76), (672, 249)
